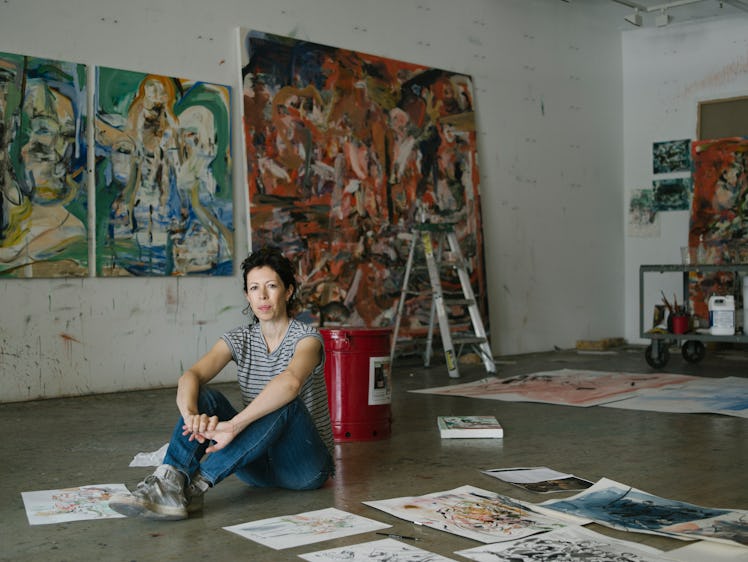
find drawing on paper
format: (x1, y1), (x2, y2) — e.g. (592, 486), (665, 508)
(456, 524), (671, 562)
(364, 485), (569, 543)
(300, 537), (458, 562)
(95, 66), (233, 276)
(482, 467), (593, 494)
(540, 478), (748, 547)
(223, 507), (390, 550)
(238, 29), (487, 332)
(0, 51), (88, 278)
(412, 369), (697, 407)
(22, 484), (128, 525)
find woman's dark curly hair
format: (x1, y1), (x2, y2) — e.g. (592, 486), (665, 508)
(241, 247), (299, 318)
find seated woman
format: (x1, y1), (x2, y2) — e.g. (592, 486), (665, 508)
(109, 247), (335, 520)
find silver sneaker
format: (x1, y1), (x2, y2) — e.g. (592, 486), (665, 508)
(185, 473), (210, 514)
(109, 464), (188, 520)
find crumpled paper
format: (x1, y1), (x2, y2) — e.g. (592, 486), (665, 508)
(128, 443), (168, 467)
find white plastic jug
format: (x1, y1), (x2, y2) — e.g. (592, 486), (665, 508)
(709, 295), (735, 336)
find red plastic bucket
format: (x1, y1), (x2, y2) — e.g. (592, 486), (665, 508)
(320, 327), (392, 442)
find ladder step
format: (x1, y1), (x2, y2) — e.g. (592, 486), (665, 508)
(444, 298), (475, 307)
(451, 335), (488, 345)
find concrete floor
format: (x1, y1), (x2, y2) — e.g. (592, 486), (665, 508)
(1, 344), (747, 561)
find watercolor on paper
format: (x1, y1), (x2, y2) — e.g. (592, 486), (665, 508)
(412, 369), (697, 407)
(540, 477), (748, 547)
(628, 188), (660, 237)
(238, 29), (487, 332)
(300, 537), (458, 562)
(22, 484), (128, 525)
(456, 524), (671, 562)
(223, 507), (390, 550)
(364, 485), (570, 543)
(602, 376), (748, 418)
(0, 51), (88, 278)
(95, 66), (233, 276)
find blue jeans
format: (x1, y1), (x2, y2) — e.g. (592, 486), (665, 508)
(163, 387), (334, 490)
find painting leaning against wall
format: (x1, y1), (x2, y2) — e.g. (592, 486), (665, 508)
(94, 67), (233, 277)
(0, 51), (88, 278)
(239, 29), (487, 332)
(688, 137), (748, 319)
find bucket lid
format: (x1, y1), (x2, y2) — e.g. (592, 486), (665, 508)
(320, 327), (393, 338)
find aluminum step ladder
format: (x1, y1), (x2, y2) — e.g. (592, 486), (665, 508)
(390, 221), (496, 378)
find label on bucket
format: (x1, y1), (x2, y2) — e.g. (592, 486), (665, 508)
(368, 356), (392, 405)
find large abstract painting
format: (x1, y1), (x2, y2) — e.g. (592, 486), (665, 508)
(688, 137), (748, 318)
(95, 67), (233, 276)
(0, 52), (88, 277)
(239, 29), (487, 330)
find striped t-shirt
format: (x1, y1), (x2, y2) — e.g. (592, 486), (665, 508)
(221, 319), (334, 456)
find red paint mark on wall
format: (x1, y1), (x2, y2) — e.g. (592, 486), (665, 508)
(683, 54), (748, 98)
(60, 333), (82, 357)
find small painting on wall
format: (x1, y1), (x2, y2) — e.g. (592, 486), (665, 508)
(653, 177), (691, 211)
(652, 139), (691, 174)
(0, 51), (88, 278)
(238, 29), (487, 331)
(94, 67), (233, 276)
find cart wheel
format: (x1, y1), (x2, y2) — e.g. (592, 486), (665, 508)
(645, 343), (670, 368)
(681, 340), (705, 364)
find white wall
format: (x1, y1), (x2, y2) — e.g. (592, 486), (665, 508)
(0, 0), (625, 402)
(622, 18), (748, 344)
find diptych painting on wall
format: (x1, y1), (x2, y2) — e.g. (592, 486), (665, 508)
(95, 67), (233, 276)
(688, 137), (748, 318)
(0, 52), (88, 277)
(239, 29), (487, 330)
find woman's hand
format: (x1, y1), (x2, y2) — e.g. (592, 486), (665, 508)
(200, 420), (239, 453)
(181, 413), (220, 443)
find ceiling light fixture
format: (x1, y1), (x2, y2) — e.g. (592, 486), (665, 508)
(655, 9), (672, 25)
(625, 9), (643, 26)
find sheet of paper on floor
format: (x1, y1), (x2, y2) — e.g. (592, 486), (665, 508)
(537, 477), (748, 548)
(482, 467), (594, 493)
(665, 539), (748, 562)
(454, 525), (673, 562)
(363, 484), (583, 543)
(299, 537), (458, 562)
(22, 484), (129, 525)
(602, 376), (748, 418)
(411, 369), (697, 407)
(223, 507), (390, 550)
(128, 443), (169, 467)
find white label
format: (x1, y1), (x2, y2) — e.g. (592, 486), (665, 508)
(368, 356), (391, 405)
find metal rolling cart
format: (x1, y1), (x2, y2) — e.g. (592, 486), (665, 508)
(639, 264), (748, 368)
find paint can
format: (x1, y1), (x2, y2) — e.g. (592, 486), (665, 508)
(320, 327), (392, 442)
(708, 295), (735, 336)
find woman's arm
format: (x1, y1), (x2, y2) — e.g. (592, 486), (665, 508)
(201, 336), (322, 453)
(177, 338), (233, 441)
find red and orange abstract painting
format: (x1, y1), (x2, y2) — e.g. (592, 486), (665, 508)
(239, 30), (487, 331)
(688, 137), (748, 318)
